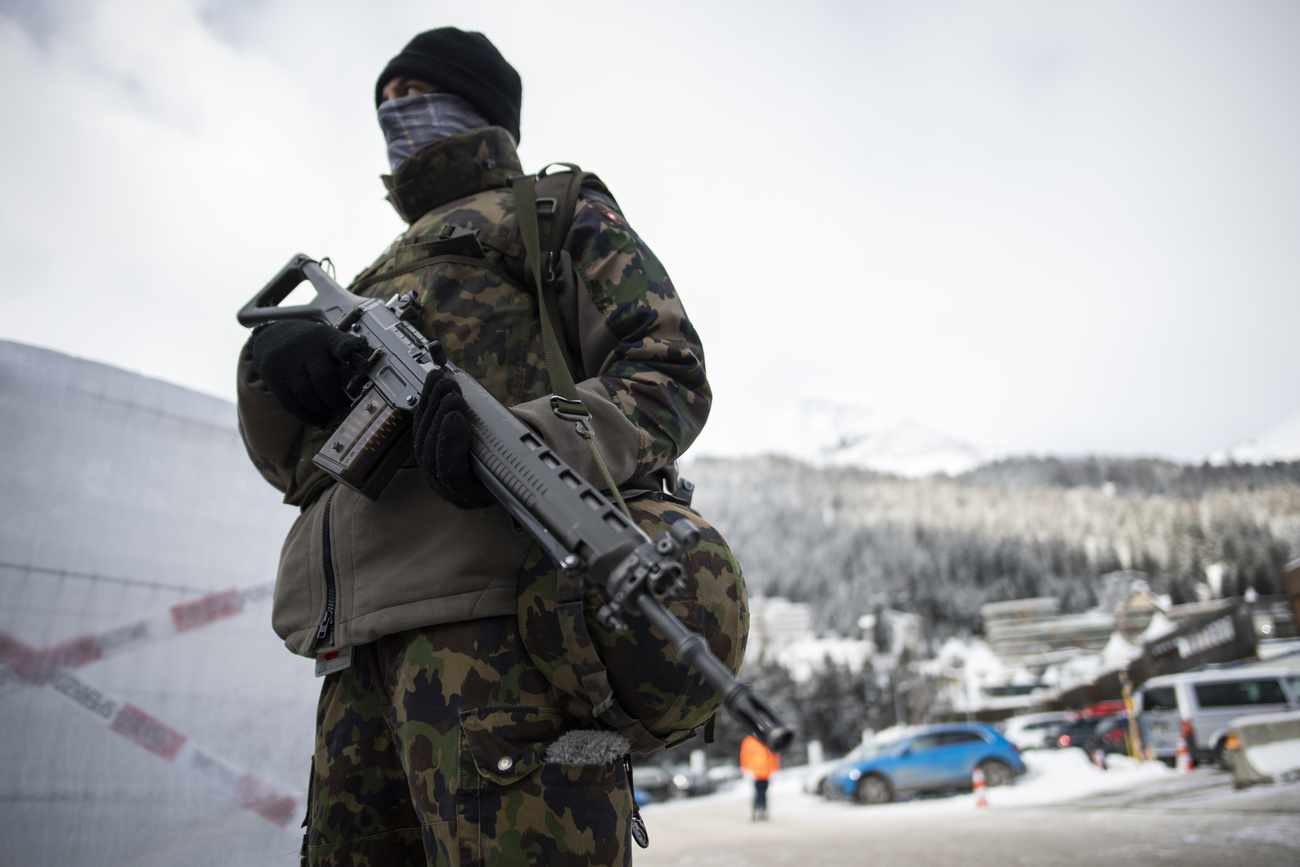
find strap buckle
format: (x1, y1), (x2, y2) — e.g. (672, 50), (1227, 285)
(536, 161), (581, 179)
(550, 395), (594, 438)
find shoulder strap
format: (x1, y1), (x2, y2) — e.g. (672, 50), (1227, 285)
(534, 163), (586, 268)
(531, 165), (617, 382)
(531, 162), (618, 294)
(513, 167), (631, 518)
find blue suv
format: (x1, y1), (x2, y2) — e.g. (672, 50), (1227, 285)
(825, 723), (1025, 804)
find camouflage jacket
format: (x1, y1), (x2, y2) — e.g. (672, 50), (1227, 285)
(236, 126), (710, 657)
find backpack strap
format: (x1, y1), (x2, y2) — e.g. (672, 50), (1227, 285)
(533, 162), (586, 272)
(528, 163), (618, 379)
(512, 167), (631, 518)
(532, 162), (619, 269)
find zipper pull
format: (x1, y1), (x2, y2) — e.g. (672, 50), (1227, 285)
(315, 606), (333, 643)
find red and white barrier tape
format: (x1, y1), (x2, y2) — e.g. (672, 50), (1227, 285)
(0, 582), (301, 829)
(0, 634), (301, 827)
(0, 583), (273, 693)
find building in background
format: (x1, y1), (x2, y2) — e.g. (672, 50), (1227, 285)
(980, 597), (1117, 665)
(747, 595), (814, 660)
(952, 569), (1299, 718)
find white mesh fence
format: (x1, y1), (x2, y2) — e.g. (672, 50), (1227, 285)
(0, 341), (319, 866)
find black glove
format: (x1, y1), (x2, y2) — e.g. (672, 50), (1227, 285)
(249, 320), (370, 426)
(411, 369), (495, 509)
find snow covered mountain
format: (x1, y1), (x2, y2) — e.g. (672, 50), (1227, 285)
(1207, 407), (1300, 465)
(718, 400), (1300, 479)
(750, 400), (998, 478)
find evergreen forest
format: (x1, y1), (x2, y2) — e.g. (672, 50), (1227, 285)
(675, 455), (1300, 763)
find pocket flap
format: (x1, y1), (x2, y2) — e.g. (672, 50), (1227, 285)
(460, 707), (565, 787)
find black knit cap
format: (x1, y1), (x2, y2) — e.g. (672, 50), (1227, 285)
(375, 27), (522, 143)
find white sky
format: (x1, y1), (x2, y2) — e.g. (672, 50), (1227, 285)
(1, 0), (1297, 463)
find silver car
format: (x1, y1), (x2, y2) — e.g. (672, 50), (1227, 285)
(999, 711), (1079, 751)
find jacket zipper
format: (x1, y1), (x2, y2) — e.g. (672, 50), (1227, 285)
(314, 490), (338, 648)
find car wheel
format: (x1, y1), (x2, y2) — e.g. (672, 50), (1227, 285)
(855, 774), (892, 805)
(819, 777), (835, 798)
(1215, 739), (1236, 772)
(980, 760), (1013, 788)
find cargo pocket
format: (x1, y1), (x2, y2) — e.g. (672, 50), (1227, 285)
(456, 707), (633, 867)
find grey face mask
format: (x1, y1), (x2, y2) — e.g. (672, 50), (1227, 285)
(377, 92), (486, 173)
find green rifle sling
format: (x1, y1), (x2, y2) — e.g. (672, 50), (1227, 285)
(512, 170), (632, 519)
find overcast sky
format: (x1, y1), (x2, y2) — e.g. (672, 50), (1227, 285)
(2, 0), (1297, 464)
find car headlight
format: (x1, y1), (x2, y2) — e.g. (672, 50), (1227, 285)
(674, 774), (690, 789)
(846, 768), (861, 781)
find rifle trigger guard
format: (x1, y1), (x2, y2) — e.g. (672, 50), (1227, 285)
(550, 395), (594, 438)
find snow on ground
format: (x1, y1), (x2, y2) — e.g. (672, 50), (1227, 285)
(956, 749), (1174, 809)
(644, 749), (1177, 820)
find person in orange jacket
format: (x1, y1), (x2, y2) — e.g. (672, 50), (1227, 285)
(740, 735), (781, 820)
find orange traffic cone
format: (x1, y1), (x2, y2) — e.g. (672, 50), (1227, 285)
(972, 766), (988, 808)
(1175, 735), (1192, 774)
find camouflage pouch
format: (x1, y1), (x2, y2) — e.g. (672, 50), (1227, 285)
(517, 492), (748, 754)
(456, 707), (634, 867)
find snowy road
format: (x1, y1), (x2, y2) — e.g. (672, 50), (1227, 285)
(633, 751), (1300, 866)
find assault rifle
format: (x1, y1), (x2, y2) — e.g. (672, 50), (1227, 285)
(238, 254), (794, 752)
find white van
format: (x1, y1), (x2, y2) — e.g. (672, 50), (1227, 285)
(1135, 667), (1300, 767)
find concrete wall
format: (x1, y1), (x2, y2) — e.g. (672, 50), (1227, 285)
(1232, 709), (1300, 787)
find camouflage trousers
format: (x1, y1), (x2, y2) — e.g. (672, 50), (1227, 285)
(303, 616), (633, 867)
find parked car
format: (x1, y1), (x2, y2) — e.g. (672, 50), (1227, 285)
(706, 763), (745, 787)
(1135, 667), (1300, 767)
(823, 723), (1026, 805)
(1089, 713), (1130, 756)
(1000, 711), (1079, 750)
(1084, 713), (1154, 766)
(1050, 717), (1101, 752)
(667, 764), (717, 798)
(805, 740), (887, 796)
(630, 765), (677, 803)
(631, 762), (720, 802)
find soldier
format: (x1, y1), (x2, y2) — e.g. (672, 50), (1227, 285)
(237, 27), (746, 867)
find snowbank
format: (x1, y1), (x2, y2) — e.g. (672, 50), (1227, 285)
(646, 748), (1177, 820)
